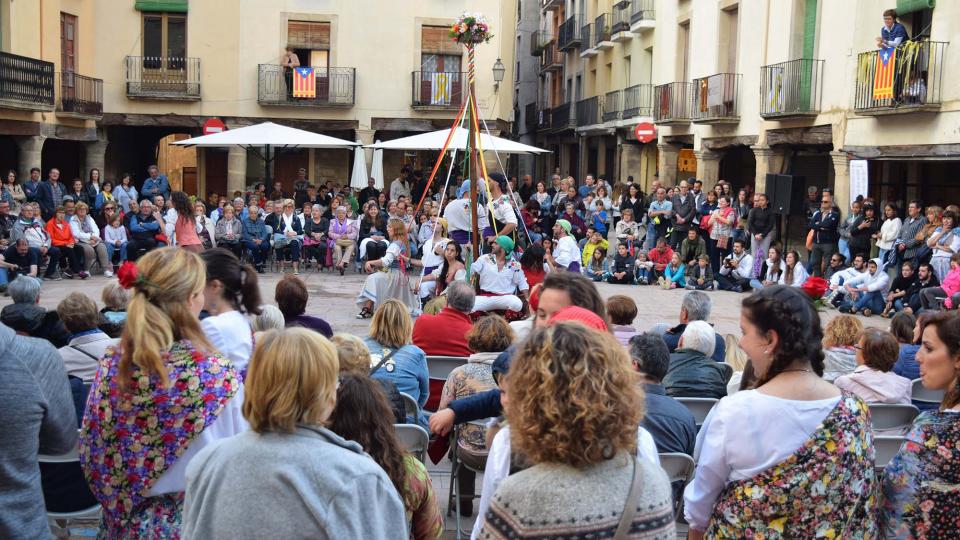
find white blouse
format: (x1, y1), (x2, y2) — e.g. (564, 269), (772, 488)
(201, 310), (254, 372)
(551, 236), (581, 269)
(778, 262), (809, 287)
(683, 390), (841, 530)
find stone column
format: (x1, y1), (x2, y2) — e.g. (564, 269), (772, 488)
(657, 143), (680, 186)
(596, 137), (607, 178)
(695, 150), (721, 188)
(621, 143), (642, 186)
(16, 135), (46, 181)
(227, 146), (247, 195)
(831, 151), (851, 219)
(84, 130), (108, 178)
(356, 128), (375, 175)
(751, 145), (785, 195)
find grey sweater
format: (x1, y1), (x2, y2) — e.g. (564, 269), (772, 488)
(183, 426), (407, 540)
(0, 323), (78, 540)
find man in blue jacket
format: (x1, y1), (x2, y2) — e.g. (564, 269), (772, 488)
(127, 200), (164, 260)
(242, 202), (270, 273)
(23, 167), (41, 203)
(141, 165), (170, 202)
(808, 194), (840, 277)
(35, 168), (65, 221)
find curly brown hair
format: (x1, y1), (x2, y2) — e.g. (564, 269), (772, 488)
(823, 314), (864, 348)
(466, 315), (514, 352)
(506, 322), (642, 468)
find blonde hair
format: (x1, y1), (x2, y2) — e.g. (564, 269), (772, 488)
(243, 328), (339, 433)
(75, 201), (90, 213)
(330, 333), (371, 374)
(507, 322), (642, 467)
(723, 333), (749, 372)
(369, 299), (413, 349)
(823, 314), (864, 348)
(119, 247), (212, 389)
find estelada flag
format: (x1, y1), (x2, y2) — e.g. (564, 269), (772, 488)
(872, 47), (897, 100)
(293, 67), (316, 98)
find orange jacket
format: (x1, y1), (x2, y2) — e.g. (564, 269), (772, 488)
(45, 217), (75, 247)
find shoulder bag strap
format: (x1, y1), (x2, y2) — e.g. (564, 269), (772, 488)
(70, 344), (101, 362)
(369, 347), (398, 377)
(613, 457), (642, 540)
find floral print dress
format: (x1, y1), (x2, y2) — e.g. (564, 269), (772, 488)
(79, 341), (239, 539)
(882, 410), (960, 538)
(706, 393), (879, 538)
(401, 454), (444, 540)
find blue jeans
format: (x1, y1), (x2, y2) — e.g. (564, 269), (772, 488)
(636, 267), (652, 283)
(644, 221), (657, 251)
(749, 278), (765, 290)
(245, 240), (271, 265)
(853, 290), (885, 313)
(105, 242), (128, 263)
(838, 238), (851, 262)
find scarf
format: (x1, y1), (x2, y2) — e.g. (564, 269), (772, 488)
(332, 218), (348, 235)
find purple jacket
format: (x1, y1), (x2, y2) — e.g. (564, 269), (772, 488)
(286, 314), (333, 338)
(328, 218), (358, 241)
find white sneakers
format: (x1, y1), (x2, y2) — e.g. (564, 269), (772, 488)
(104, 270), (114, 278)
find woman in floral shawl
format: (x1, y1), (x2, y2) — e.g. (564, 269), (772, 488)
(882, 312), (960, 538)
(684, 285), (879, 539)
(80, 247), (247, 539)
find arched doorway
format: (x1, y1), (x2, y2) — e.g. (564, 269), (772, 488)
(719, 145), (756, 192)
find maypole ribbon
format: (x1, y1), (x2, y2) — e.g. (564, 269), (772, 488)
(469, 91), (499, 238)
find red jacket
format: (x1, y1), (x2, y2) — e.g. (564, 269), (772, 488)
(412, 307), (473, 357)
(648, 246), (675, 271)
(45, 218), (75, 247)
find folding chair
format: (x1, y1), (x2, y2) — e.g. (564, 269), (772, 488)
(38, 443), (102, 523)
(874, 435), (906, 472)
(393, 423), (430, 465)
(658, 452), (696, 521)
(912, 378), (945, 408)
(425, 356), (468, 412)
(868, 403), (919, 433)
(676, 397), (719, 429)
(399, 391), (420, 421)
(448, 421), (490, 540)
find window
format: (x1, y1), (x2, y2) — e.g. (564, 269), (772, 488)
(418, 25), (462, 106)
(678, 21), (690, 81)
(719, 6), (739, 73)
(143, 12), (186, 68)
(287, 21), (330, 68)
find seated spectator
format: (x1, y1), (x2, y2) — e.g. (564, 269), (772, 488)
(70, 201), (112, 276)
(648, 236), (674, 278)
(825, 253), (868, 306)
(834, 328), (911, 404)
(822, 314), (863, 381)
(584, 245), (608, 282)
(328, 374), (443, 539)
(412, 280), (475, 358)
(663, 321), (731, 399)
(919, 252), (960, 312)
(839, 258), (890, 316)
(0, 319), (77, 540)
(891, 311), (921, 380)
(779, 249), (809, 287)
(607, 242), (634, 285)
(99, 281), (130, 337)
(580, 228), (608, 268)
(45, 206), (86, 279)
(252, 304), (285, 336)
(275, 274), (332, 338)
(607, 294), (638, 346)
(685, 254), (714, 290)
(628, 332), (697, 454)
(905, 262), (938, 313)
(883, 260), (919, 317)
(723, 333), (751, 395)
(684, 286), (878, 537)
(881, 312), (960, 538)
(56, 292), (118, 383)
(679, 227), (707, 266)
(659, 252), (686, 289)
(477, 322), (674, 538)
(214, 203), (243, 260)
(716, 239), (754, 292)
(102, 213), (128, 271)
(439, 315), (513, 516)
(241, 202), (270, 273)
(330, 333), (403, 422)
(749, 245), (786, 291)
(126, 200), (165, 261)
(659, 291), (727, 362)
(182, 328), (406, 539)
(822, 252), (848, 283)
(0, 237), (39, 290)
(364, 299), (429, 427)
(0, 275), (69, 347)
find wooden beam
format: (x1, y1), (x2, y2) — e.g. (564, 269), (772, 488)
(841, 144), (960, 160)
(766, 124), (833, 147)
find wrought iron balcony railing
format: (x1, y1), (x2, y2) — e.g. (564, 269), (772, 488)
(691, 73), (741, 123)
(125, 56), (200, 100)
(622, 83), (653, 118)
(630, 0), (655, 24)
(576, 96), (601, 126)
(57, 72), (103, 117)
(0, 51), (54, 111)
(258, 65), (355, 107)
(653, 82), (694, 124)
(412, 71), (465, 108)
(603, 90), (621, 122)
(760, 59), (823, 118)
(854, 40), (946, 114)
(558, 15), (582, 51)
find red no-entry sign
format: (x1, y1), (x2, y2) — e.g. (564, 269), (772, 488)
(633, 122), (656, 143)
(202, 118), (226, 135)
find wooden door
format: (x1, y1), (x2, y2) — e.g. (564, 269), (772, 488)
(311, 50), (329, 102)
(182, 167), (198, 196)
(60, 13), (77, 107)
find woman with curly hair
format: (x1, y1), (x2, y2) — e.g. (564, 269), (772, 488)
(684, 285), (878, 538)
(478, 321), (676, 539)
(822, 314), (864, 382)
(328, 374), (443, 540)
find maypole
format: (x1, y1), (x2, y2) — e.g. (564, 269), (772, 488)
(450, 12), (493, 266)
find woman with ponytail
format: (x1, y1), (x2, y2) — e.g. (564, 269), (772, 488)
(200, 247), (262, 372)
(684, 285), (878, 538)
(882, 312), (960, 537)
(79, 247), (247, 538)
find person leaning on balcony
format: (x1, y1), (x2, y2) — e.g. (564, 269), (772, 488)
(281, 46), (300, 99)
(877, 9), (909, 49)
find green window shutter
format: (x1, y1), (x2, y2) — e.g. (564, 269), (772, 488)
(896, 0), (934, 15)
(802, 0), (817, 60)
(135, 0), (188, 13)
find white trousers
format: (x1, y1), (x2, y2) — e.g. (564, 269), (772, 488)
(472, 294), (522, 313)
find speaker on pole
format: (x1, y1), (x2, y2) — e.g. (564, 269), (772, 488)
(767, 174), (807, 215)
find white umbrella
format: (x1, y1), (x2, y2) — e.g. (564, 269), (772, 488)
(349, 140), (368, 190)
(365, 127), (549, 154)
(173, 121), (359, 149)
(370, 141), (385, 190)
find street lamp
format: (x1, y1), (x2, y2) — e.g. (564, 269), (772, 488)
(492, 58), (505, 89)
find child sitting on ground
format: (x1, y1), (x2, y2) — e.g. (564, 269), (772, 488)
(686, 254), (715, 290)
(634, 250), (653, 285)
(586, 246), (608, 282)
(608, 243), (634, 285)
(660, 252), (686, 289)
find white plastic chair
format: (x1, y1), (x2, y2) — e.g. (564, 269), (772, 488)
(874, 435), (906, 471)
(868, 403), (920, 432)
(38, 445), (102, 520)
(676, 397), (719, 428)
(393, 423), (430, 465)
(912, 378), (944, 407)
(426, 356), (469, 381)
(398, 392), (419, 421)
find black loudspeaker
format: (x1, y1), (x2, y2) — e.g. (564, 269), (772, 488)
(766, 174), (807, 215)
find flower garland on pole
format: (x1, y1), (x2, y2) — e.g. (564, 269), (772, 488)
(449, 12), (493, 263)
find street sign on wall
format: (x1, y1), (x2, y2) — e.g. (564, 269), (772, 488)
(202, 118), (226, 135)
(633, 122), (656, 143)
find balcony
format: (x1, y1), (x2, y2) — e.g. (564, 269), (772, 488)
(653, 82), (693, 125)
(622, 84), (653, 118)
(760, 59), (823, 119)
(576, 96), (601, 127)
(542, 0), (563, 11)
(593, 14), (613, 50)
(538, 106), (553, 131)
(411, 71), (465, 109)
(611, 2), (632, 41)
(603, 90), (622, 122)
(0, 51), (54, 111)
(525, 102), (538, 132)
(691, 73), (740, 123)
(125, 56), (200, 100)
(258, 65), (355, 107)
(854, 41), (947, 115)
(630, 0), (655, 32)
(558, 15), (582, 51)
(539, 42), (563, 73)
(551, 101), (576, 131)
(580, 24), (597, 58)
(56, 72), (103, 118)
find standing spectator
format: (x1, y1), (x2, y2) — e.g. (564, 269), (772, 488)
(3, 169), (25, 214)
(747, 192), (775, 278)
(670, 180), (697, 248)
(850, 202), (879, 259)
(807, 193), (840, 277)
(876, 8), (909, 48)
(822, 314), (863, 381)
(241, 202), (270, 273)
(390, 166), (412, 202)
(895, 200), (928, 269)
(363, 299), (429, 427)
(70, 202), (112, 276)
(140, 164), (170, 202)
(716, 239), (754, 292)
(838, 199), (863, 261)
(64, 178), (89, 206)
(36, 167), (65, 221)
(275, 274), (332, 337)
(0, 320), (77, 540)
(412, 280), (475, 358)
(56, 292), (118, 383)
(45, 206), (86, 279)
(707, 195), (735, 273)
(199, 248), (261, 372)
(80, 248), (247, 538)
(834, 328), (911, 404)
(114, 173), (138, 213)
(167, 191), (204, 253)
(881, 312), (960, 538)
(663, 321), (730, 399)
(23, 167), (41, 203)
(85, 168), (102, 205)
(357, 177), (380, 208)
(876, 203), (902, 264)
(684, 286), (878, 538)
(646, 187), (673, 250)
(627, 333), (697, 454)
(732, 188), (751, 246)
